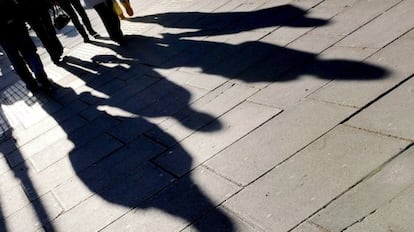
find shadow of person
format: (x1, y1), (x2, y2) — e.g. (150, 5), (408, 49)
(41, 54), (232, 231)
(91, 33), (389, 85)
(128, 4), (329, 38)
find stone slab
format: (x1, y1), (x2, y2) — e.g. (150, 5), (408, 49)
(346, 77), (414, 140)
(337, 0), (414, 49)
(101, 166), (240, 232)
(51, 164), (172, 232)
(182, 206), (260, 232)
(224, 125), (409, 232)
(247, 73), (329, 109)
(310, 0), (400, 37)
(5, 192), (63, 232)
(153, 101), (281, 177)
(53, 136), (166, 210)
(145, 83), (257, 146)
(310, 145), (414, 231)
(308, 33), (414, 108)
(206, 100), (355, 186)
(343, 183), (414, 232)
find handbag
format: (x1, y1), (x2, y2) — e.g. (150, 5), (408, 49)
(52, 4), (70, 30)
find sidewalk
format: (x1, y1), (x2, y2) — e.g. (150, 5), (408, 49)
(0, 0), (413, 231)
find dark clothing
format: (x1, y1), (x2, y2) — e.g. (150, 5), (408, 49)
(56, 0), (97, 41)
(0, 0), (51, 90)
(18, 0), (64, 63)
(94, 0), (123, 43)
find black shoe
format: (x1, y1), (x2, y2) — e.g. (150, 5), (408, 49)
(39, 80), (57, 92)
(90, 31), (100, 38)
(26, 83), (40, 93)
(52, 56), (62, 65)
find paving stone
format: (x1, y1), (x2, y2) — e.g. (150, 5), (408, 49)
(24, 134), (123, 200)
(291, 221), (328, 232)
(146, 83), (257, 146)
(308, 33), (414, 108)
(7, 116), (87, 168)
(0, 184), (29, 218)
(319, 46), (377, 61)
(310, 0), (400, 37)
(182, 206), (260, 232)
(345, 77), (414, 140)
(310, 145), (414, 231)
(224, 125), (409, 232)
(102, 166), (240, 232)
(5, 192), (63, 232)
(53, 136), (166, 210)
(157, 69), (228, 91)
(287, 33), (342, 54)
(153, 101), (281, 177)
(247, 72), (329, 109)
(337, 0), (414, 49)
(52, 164), (173, 232)
(205, 100), (354, 186)
(0, 157), (10, 176)
(343, 183), (414, 232)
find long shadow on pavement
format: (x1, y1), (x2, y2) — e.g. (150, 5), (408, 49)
(25, 3), (390, 231)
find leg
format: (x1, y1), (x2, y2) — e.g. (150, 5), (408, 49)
(70, 0), (98, 36)
(57, 1), (89, 41)
(17, 34), (53, 89)
(94, 1), (124, 43)
(29, 12), (64, 63)
(0, 33), (39, 90)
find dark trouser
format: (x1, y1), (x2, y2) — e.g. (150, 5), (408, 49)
(94, 0), (123, 42)
(0, 21), (49, 89)
(57, 0), (97, 38)
(28, 11), (64, 63)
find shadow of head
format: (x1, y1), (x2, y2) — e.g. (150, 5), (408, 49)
(311, 59), (390, 80)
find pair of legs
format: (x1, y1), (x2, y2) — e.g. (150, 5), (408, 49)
(57, 0), (98, 42)
(0, 21), (53, 92)
(94, 0), (124, 43)
(27, 11), (64, 64)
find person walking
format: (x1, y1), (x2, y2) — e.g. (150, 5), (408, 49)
(17, 0), (64, 65)
(55, 0), (99, 42)
(0, 0), (54, 92)
(82, 0), (125, 44)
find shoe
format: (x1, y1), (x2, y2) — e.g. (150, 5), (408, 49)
(39, 80), (57, 92)
(52, 56), (62, 65)
(26, 83), (40, 93)
(90, 31), (100, 38)
(121, 0), (134, 16)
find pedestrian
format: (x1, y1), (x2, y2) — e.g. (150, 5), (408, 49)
(82, 0), (125, 44)
(0, 0), (54, 92)
(55, 0), (99, 42)
(17, 0), (64, 65)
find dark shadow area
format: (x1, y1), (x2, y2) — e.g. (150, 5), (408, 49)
(0, 91), (56, 232)
(0, 3), (391, 231)
(37, 53), (231, 230)
(91, 33), (388, 84)
(48, 4), (388, 230)
(128, 4), (329, 37)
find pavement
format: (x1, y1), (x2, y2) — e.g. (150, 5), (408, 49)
(0, 0), (413, 231)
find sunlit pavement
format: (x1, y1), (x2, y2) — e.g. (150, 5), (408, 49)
(0, 0), (413, 231)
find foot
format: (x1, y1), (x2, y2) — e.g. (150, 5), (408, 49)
(39, 80), (57, 92)
(121, 1), (134, 16)
(52, 56), (62, 65)
(90, 31), (100, 38)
